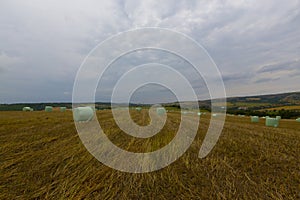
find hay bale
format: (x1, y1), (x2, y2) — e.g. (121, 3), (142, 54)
(266, 117), (279, 127)
(45, 106), (53, 112)
(212, 114), (217, 117)
(156, 107), (166, 115)
(136, 107), (142, 112)
(60, 107), (67, 112)
(22, 107), (31, 111)
(251, 116), (259, 123)
(30, 108), (34, 111)
(296, 118), (300, 122)
(276, 116), (281, 120)
(181, 111), (187, 115)
(73, 107), (94, 122)
(197, 112), (201, 116)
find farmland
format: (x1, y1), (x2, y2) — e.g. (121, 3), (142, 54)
(1, 110), (300, 199)
(262, 105), (300, 111)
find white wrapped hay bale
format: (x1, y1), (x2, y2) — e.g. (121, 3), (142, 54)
(265, 117), (279, 127)
(251, 116), (259, 123)
(22, 107), (31, 111)
(60, 107), (67, 112)
(181, 111), (187, 115)
(296, 118), (300, 122)
(276, 116), (281, 120)
(74, 107), (94, 122)
(156, 107), (166, 115)
(45, 106), (53, 112)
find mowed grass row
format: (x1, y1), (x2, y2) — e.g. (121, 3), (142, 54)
(0, 111), (299, 199)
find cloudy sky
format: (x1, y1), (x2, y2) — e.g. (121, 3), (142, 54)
(0, 0), (299, 103)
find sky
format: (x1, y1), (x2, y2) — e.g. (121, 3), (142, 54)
(0, 0), (299, 103)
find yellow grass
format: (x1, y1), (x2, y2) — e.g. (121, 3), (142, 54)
(0, 111), (300, 199)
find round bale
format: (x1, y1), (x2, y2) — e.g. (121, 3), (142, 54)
(23, 107), (31, 111)
(251, 116), (259, 123)
(45, 106), (53, 112)
(266, 117), (279, 127)
(276, 116), (281, 120)
(156, 107), (166, 115)
(73, 107), (94, 122)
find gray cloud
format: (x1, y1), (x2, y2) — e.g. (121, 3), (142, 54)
(254, 77), (280, 84)
(222, 72), (254, 83)
(0, 0), (299, 103)
(256, 59), (300, 74)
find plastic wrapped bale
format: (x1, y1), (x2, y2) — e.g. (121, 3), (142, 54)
(212, 114), (217, 117)
(266, 117), (279, 127)
(73, 107), (94, 122)
(197, 112), (201, 116)
(296, 118), (300, 122)
(181, 111), (187, 115)
(276, 116), (281, 120)
(45, 106), (53, 112)
(136, 107), (142, 112)
(60, 107), (67, 112)
(23, 107), (31, 111)
(251, 116), (259, 123)
(156, 107), (166, 115)
(30, 108), (34, 111)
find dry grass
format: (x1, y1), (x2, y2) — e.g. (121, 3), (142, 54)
(0, 110), (300, 199)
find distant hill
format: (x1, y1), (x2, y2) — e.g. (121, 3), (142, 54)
(161, 91), (300, 119)
(227, 92), (300, 105)
(220, 92), (300, 118)
(162, 92), (300, 109)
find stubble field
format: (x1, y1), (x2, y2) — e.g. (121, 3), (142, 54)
(0, 110), (299, 199)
